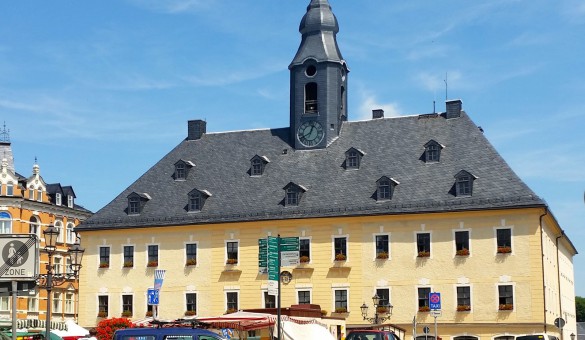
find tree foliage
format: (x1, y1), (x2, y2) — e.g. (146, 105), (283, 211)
(577, 296), (585, 322)
(96, 317), (134, 340)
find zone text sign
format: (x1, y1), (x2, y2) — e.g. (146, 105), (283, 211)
(0, 235), (39, 280)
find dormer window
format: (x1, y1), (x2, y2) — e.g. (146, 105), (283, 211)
(454, 170), (477, 197)
(174, 160), (195, 181)
(68, 195), (74, 208)
(127, 192), (151, 215)
(345, 148), (364, 170)
(376, 176), (399, 201)
(250, 155), (270, 177)
(56, 193), (62, 206)
(424, 140), (444, 163)
(283, 182), (307, 207)
(187, 189), (211, 212)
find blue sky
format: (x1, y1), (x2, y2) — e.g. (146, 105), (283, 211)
(1, 1), (584, 296)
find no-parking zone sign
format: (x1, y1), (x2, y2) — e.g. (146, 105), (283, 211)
(0, 235), (39, 280)
(429, 292), (441, 310)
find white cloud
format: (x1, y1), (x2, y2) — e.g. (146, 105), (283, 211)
(354, 90), (401, 121)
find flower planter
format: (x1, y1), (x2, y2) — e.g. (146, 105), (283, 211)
(334, 254), (347, 261)
(184, 310), (196, 316)
(334, 307), (347, 314)
(123, 261), (134, 268)
(121, 311), (133, 317)
(226, 258), (238, 265)
(456, 305), (471, 312)
(376, 306), (389, 314)
(417, 251), (430, 258)
(225, 308), (237, 314)
(97, 311), (107, 318)
(320, 310), (327, 317)
(418, 306), (430, 312)
(456, 248), (470, 256)
(499, 304), (513, 311)
(186, 258), (197, 266)
(99, 263), (109, 268)
(497, 246), (512, 254)
(300, 256), (310, 263)
(147, 261), (158, 267)
(376, 252), (389, 259)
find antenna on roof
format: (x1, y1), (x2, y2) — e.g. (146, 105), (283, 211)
(444, 72), (448, 100)
(433, 100), (436, 114)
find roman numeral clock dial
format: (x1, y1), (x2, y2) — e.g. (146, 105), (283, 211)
(297, 120), (324, 147)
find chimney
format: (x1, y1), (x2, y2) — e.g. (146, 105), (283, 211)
(372, 109), (384, 119)
(445, 99), (462, 119)
(187, 120), (206, 140)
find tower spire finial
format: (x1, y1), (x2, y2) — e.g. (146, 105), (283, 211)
(0, 122), (10, 144)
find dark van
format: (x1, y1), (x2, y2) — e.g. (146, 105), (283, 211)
(113, 328), (226, 340)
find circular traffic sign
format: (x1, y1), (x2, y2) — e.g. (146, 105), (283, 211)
(423, 326), (431, 334)
(430, 294), (440, 304)
(2, 241), (29, 267)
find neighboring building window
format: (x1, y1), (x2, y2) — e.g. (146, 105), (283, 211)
(376, 176), (398, 201)
(417, 232), (431, 256)
(123, 246), (134, 267)
(0, 296), (9, 311)
(54, 257), (62, 274)
(29, 188), (34, 200)
(27, 295), (38, 312)
(226, 292), (238, 312)
(226, 241), (238, 264)
(496, 228), (512, 253)
(56, 193), (62, 206)
(454, 170), (476, 197)
(66, 222), (75, 244)
(250, 156), (269, 176)
(122, 295), (133, 315)
(334, 289), (348, 312)
(186, 293), (197, 314)
(498, 285), (513, 308)
(283, 182), (306, 207)
(53, 292), (62, 313)
(299, 238), (310, 262)
(375, 234), (389, 259)
(424, 140), (443, 163)
(66, 258), (72, 275)
(0, 212), (12, 234)
(376, 288), (390, 307)
(333, 236), (347, 260)
(99, 247), (110, 268)
(264, 292), (276, 308)
(418, 287), (431, 309)
(65, 293), (74, 314)
(304, 82), (318, 113)
(186, 243), (197, 265)
(37, 189), (42, 202)
(345, 148), (364, 170)
(6, 183), (13, 196)
(148, 245), (159, 265)
(98, 295), (109, 316)
(455, 231), (470, 254)
(54, 220), (64, 243)
(298, 290), (311, 304)
(457, 286), (471, 308)
(29, 216), (39, 236)
(68, 195), (74, 208)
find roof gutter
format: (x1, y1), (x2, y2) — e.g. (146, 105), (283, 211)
(540, 207), (548, 334)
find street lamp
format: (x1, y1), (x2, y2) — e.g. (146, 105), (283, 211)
(360, 294), (393, 325)
(36, 226), (84, 340)
(570, 333), (575, 340)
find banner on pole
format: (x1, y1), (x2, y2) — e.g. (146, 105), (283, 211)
(154, 269), (166, 290)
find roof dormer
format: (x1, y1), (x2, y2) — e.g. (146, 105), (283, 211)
(454, 170), (477, 197)
(127, 192), (151, 215)
(187, 189), (212, 213)
(174, 160), (195, 181)
(375, 176), (399, 201)
(344, 147), (365, 170)
(423, 140), (444, 163)
(283, 182), (307, 207)
(250, 155), (270, 177)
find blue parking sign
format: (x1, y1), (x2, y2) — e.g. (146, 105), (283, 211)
(429, 292), (441, 310)
(147, 288), (159, 305)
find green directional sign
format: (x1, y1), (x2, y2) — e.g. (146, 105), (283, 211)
(258, 238), (267, 273)
(268, 236), (279, 296)
(280, 237), (299, 266)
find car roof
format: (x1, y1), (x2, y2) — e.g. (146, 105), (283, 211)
(115, 328), (217, 336)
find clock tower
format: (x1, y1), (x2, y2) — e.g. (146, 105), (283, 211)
(290, 0), (349, 150)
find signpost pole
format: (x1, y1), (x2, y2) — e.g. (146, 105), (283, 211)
(434, 315), (438, 340)
(11, 281), (17, 340)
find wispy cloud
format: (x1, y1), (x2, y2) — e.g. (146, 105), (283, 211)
(509, 146), (584, 182)
(354, 89), (401, 121)
(181, 61), (284, 87)
(506, 32), (552, 47)
(126, 0), (214, 14)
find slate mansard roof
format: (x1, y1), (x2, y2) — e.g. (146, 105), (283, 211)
(78, 110), (544, 231)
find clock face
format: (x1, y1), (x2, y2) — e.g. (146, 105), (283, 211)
(297, 120), (324, 147)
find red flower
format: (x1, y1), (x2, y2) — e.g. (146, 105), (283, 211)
(96, 317), (134, 340)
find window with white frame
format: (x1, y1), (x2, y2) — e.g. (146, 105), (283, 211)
(66, 258), (72, 275)
(186, 243), (197, 266)
(53, 292), (62, 313)
(122, 295), (133, 315)
(376, 288), (391, 308)
(65, 293), (74, 314)
(66, 222), (75, 244)
(226, 291), (238, 312)
(498, 285), (514, 310)
(496, 228), (512, 253)
(226, 241), (238, 264)
(98, 295), (108, 316)
(123, 246), (134, 267)
(418, 287), (431, 310)
(455, 230), (470, 255)
(186, 293), (197, 314)
(54, 220), (64, 243)
(27, 295), (38, 312)
(416, 232), (431, 257)
(263, 292), (276, 308)
(456, 286), (471, 310)
(29, 188), (34, 200)
(147, 245), (158, 266)
(375, 234), (389, 259)
(37, 188), (42, 202)
(299, 238), (311, 263)
(0, 212), (12, 234)
(333, 236), (347, 261)
(6, 182), (13, 196)
(54, 257), (62, 274)
(68, 195), (74, 208)
(99, 247), (110, 268)
(0, 296), (9, 311)
(297, 290), (311, 304)
(333, 289), (348, 313)
(29, 216), (39, 236)
(56, 193), (62, 206)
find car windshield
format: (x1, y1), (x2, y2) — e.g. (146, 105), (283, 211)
(347, 332), (384, 340)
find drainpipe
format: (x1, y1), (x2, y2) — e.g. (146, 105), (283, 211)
(539, 207), (549, 334)
(556, 230), (565, 340)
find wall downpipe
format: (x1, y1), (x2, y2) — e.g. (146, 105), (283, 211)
(556, 229), (565, 340)
(539, 207), (549, 334)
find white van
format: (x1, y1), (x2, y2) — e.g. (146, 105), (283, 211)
(516, 334), (560, 340)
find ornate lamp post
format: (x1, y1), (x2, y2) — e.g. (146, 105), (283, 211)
(570, 334), (575, 340)
(360, 294), (393, 325)
(36, 226), (84, 340)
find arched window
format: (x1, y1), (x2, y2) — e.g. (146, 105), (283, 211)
(29, 216), (39, 236)
(66, 222), (75, 244)
(305, 82), (318, 113)
(54, 220), (64, 243)
(0, 212), (12, 234)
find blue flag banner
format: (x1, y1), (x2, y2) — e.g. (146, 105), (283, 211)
(154, 269), (166, 290)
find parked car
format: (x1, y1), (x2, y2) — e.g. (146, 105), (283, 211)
(516, 335), (560, 340)
(346, 329), (400, 340)
(113, 328), (227, 340)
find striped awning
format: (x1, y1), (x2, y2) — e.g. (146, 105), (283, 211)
(15, 319), (67, 331)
